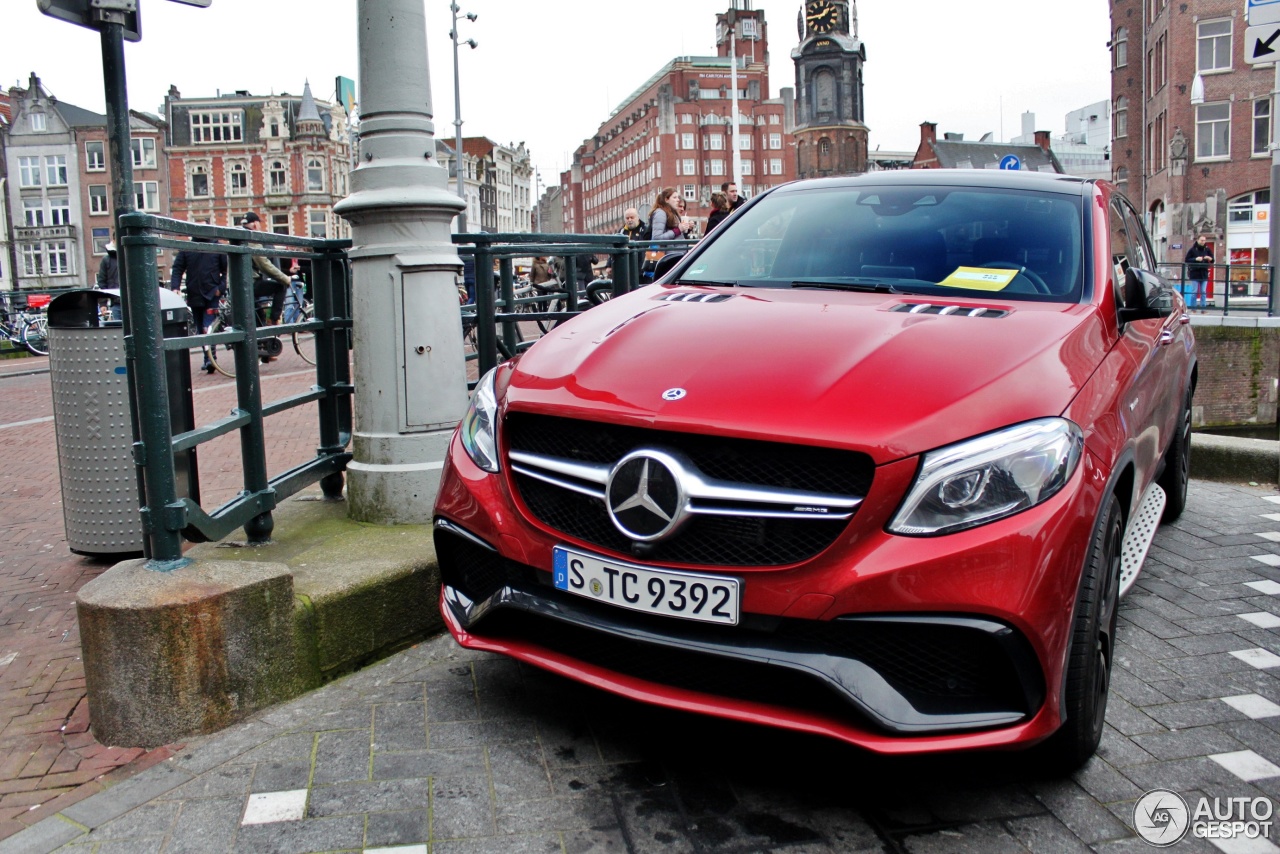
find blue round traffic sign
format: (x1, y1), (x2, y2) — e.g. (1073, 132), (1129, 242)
(999, 155), (1021, 171)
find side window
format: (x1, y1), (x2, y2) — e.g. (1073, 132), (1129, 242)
(1109, 200), (1135, 306)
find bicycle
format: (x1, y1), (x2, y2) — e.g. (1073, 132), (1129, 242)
(0, 308), (48, 356)
(203, 290), (307, 378)
(280, 277), (316, 366)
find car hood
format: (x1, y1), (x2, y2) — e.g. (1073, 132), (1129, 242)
(504, 286), (1108, 464)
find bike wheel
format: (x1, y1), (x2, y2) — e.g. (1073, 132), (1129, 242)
(292, 305), (317, 366)
(206, 315), (236, 378)
(21, 317), (48, 356)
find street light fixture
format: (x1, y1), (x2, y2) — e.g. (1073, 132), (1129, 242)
(451, 2), (478, 230)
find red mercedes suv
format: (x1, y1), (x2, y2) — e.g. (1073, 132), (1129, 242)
(434, 171), (1195, 769)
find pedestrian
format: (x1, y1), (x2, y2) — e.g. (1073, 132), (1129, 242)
(1184, 235), (1214, 311)
(240, 212), (291, 325)
(721, 181), (745, 212)
(648, 187), (683, 240)
(96, 241), (120, 289)
(675, 196), (698, 239)
(530, 256), (553, 289)
(619, 208), (649, 242)
(706, 192), (732, 233)
(170, 236), (228, 373)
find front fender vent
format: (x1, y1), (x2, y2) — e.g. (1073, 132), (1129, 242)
(890, 303), (1009, 318)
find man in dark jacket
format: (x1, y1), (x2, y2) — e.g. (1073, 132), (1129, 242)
(618, 208), (649, 242)
(1183, 235), (1214, 311)
(170, 236), (228, 372)
(96, 242), (120, 289)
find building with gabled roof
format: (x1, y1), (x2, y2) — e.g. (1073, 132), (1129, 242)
(912, 122), (1063, 173)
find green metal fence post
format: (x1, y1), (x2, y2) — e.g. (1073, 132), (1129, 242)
(120, 216), (184, 565)
(611, 247), (630, 296)
(498, 256), (517, 356)
(313, 250), (344, 499)
(228, 242), (274, 542)
(474, 246), (497, 375)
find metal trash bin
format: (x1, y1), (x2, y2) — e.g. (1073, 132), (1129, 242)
(48, 289), (198, 558)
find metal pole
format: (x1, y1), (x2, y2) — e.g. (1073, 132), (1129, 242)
(452, 3), (468, 231)
(729, 5), (742, 187)
(1270, 60), (1280, 317)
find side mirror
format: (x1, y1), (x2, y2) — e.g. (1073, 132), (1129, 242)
(1118, 268), (1174, 324)
(653, 252), (686, 282)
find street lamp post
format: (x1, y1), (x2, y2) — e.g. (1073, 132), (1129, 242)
(450, 2), (478, 232)
(728, 2), (742, 187)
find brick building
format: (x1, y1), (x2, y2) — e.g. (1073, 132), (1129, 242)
(792, 0), (869, 177)
(912, 121), (1063, 172)
(560, 2), (796, 235)
(162, 82), (351, 240)
(2, 73), (170, 290)
(1111, 0), (1272, 286)
(436, 138), (534, 233)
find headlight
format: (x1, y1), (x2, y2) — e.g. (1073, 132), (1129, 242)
(459, 368), (500, 473)
(889, 418), (1083, 536)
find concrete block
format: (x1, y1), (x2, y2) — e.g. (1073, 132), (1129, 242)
(1191, 434), (1279, 485)
(77, 559), (315, 748)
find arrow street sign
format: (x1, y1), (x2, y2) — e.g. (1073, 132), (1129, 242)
(1249, 0), (1280, 27)
(1246, 23), (1280, 63)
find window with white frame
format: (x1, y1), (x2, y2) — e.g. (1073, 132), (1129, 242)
(680, 114), (693, 124)
(45, 154), (67, 186)
(21, 244), (43, 276)
(29, 110), (46, 132)
(134, 180), (160, 211)
(92, 227), (111, 255)
(769, 114), (780, 125)
(190, 110), (244, 143)
(309, 210), (328, 238)
(708, 134), (724, 150)
(682, 158), (696, 175)
(738, 135), (752, 150)
(680, 132), (695, 149)
(741, 160), (753, 175)
(18, 156), (41, 187)
(85, 140), (105, 171)
(89, 184), (109, 215)
(229, 162), (249, 195)
(306, 158), (325, 192)
(769, 158), (784, 175)
(46, 241), (70, 275)
(682, 185), (697, 201)
(191, 164), (210, 197)
(710, 159), (726, 175)
(1196, 102), (1230, 159)
(131, 137), (156, 169)
(49, 197), (70, 226)
(769, 133), (782, 149)
(1197, 19), (1231, 73)
(269, 161), (288, 193)
(1114, 96), (1128, 138)
(23, 199), (44, 227)
(1113, 27), (1128, 68)
(1255, 99), (1271, 156)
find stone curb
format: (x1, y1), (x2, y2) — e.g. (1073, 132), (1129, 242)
(1192, 433), (1278, 485)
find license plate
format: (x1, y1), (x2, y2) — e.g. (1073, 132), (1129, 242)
(553, 547), (740, 626)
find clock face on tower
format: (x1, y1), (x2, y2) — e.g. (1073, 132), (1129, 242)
(806, 0), (838, 34)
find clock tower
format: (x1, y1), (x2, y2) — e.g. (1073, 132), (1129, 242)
(791, 0), (868, 177)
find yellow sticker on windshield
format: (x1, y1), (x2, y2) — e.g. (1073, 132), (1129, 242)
(937, 267), (1019, 291)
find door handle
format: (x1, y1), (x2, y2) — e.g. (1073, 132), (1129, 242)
(1159, 329), (1175, 345)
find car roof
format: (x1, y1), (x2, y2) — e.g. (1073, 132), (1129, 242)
(769, 169), (1096, 198)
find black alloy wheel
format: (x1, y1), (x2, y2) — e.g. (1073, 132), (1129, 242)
(1157, 386), (1192, 523)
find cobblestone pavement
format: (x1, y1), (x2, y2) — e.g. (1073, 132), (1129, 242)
(0, 349), (323, 841)
(0, 480), (1277, 852)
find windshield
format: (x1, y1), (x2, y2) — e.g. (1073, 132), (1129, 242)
(680, 184), (1086, 302)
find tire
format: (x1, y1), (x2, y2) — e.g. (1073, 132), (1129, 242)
(206, 315), (236, 378)
(1041, 495), (1123, 772)
(292, 304), (316, 366)
(21, 316), (48, 356)
(586, 280), (614, 305)
(1157, 386), (1192, 523)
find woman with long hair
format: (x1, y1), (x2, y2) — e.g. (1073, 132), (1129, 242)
(648, 187), (683, 240)
(706, 192), (731, 233)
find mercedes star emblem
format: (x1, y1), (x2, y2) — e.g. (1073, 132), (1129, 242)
(662, 388), (687, 401)
(606, 450), (687, 541)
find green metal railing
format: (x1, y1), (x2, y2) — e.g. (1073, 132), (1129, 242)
(454, 233), (698, 380)
(1157, 262), (1274, 316)
(118, 213), (353, 566)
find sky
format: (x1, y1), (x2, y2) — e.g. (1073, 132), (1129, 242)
(9, 0), (1113, 183)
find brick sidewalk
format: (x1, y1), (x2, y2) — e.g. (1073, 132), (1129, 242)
(0, 349), (323, 840)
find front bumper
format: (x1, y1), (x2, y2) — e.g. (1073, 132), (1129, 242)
(437, 518), (1049, 748)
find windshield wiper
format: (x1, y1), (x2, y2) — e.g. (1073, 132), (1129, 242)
(675, 279), (738, 287)
(790, 279), (897, 293)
